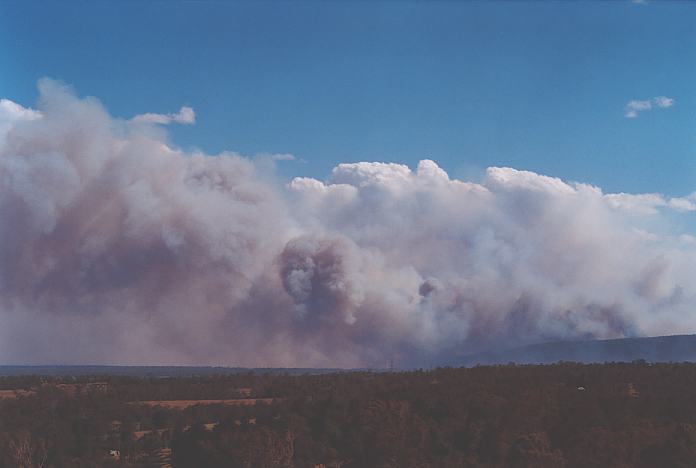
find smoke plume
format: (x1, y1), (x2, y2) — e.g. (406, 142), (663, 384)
(1, 79), (695, 367)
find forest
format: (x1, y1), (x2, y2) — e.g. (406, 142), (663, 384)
(1, 362), (696, 467)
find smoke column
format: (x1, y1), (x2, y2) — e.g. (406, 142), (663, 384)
(1, 79), (696, 367)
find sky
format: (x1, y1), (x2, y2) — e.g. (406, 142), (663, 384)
(2, 0), (696, 195)
(3, 1), (696, 367)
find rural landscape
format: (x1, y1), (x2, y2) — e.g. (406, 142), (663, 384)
(3, 1), (696, 466)
(3, 361), (696, 467)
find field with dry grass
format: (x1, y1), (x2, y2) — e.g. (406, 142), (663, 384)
(132, 398), (275, 409)
(0, 389), (35, 399)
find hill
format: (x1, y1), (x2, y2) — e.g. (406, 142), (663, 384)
(0, 365), (343, 377)
(461, 334), (696, 365)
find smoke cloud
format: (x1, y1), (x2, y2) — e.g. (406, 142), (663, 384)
(1, 79), (696, 367)
(131, 106), (196, 126)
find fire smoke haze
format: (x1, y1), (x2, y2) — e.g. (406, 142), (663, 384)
(1, 80), (696, 367)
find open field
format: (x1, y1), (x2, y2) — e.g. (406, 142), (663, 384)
(0, 389), (35, 399)
(132, 398), (275, 409)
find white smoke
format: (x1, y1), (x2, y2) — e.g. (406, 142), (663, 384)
(131, 106), (195, 125)
(1, 79), (695, 367)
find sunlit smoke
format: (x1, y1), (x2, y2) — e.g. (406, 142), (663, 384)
(1, 79), (695, 367)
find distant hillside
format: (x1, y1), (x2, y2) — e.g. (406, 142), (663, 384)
(461, 334), (696, 366)
(5, 335), (696, 375)
(0, 365), (345, 377)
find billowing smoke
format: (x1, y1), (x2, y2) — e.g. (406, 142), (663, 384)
(1, 79), (696, 367)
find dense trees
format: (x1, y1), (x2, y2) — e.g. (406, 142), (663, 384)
(2, 363), (696, 466)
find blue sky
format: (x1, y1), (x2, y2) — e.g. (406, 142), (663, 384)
(1, 0), (695, 196)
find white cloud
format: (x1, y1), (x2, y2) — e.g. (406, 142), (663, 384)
(0, 98), (41, 122)
(625, 96), (675, 118)
(653, 96), (674, 108)
(131, 105), (196, 125)
(602, 192), (696, 215)
(668, 193), (696, 212)
(267, 153), (296, 161)
(605, 192), (666, 215)
(625, 100), (652, 118)
(485, 167), (576, 195)
(331, 161), (414, 192)
(0, 99), (42, 143)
